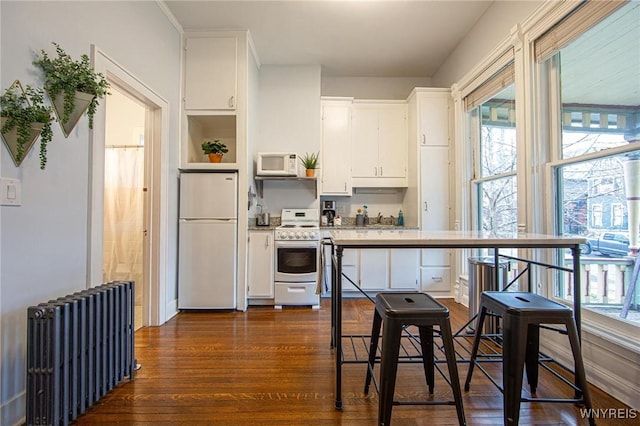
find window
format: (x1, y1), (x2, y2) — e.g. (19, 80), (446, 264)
(544, 1), (640, 329)
(471, 82), (517, 238)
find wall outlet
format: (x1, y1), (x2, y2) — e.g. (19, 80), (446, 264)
(0, 178), (22, 206)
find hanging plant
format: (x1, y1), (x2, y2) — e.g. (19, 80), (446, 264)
(34, 42), (109, 133)
(0, 81), (54, 169)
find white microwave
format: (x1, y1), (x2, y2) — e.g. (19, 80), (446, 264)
(257, 152), (298, 176)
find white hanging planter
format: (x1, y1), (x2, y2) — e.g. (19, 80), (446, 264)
(51, 90), (95, 137)
(0, 117), (44, 167)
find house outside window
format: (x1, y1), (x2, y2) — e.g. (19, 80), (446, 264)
(591, 203), (603, 228)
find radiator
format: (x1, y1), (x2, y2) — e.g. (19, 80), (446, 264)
(26, 280), (136, 426)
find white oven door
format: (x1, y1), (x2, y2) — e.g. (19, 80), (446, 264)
(274, 240), (319, 283)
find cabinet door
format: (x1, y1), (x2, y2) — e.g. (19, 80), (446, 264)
(321, 101), (352, 195)
(389, 249), (419, 289)
(351, 106), (379, 178)
(378, 105), (407, 178)
(247, 232), (274, 298)
(359, 249), (389, 290)
(419, 94), (449, 146)
(421, 146), (451, 265)
(184, 37), (237, 110)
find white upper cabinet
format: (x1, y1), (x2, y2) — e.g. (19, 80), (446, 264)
(418, 92), (449, 146)
(351, 102), (408, 187)
(320, 98), (352, 195)
(184, 36), (237, 111)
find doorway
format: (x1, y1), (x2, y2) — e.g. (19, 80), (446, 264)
(103, 86), (147, 330)
(90, 46), (171, 328)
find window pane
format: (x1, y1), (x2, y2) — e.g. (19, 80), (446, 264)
(557, 151), (640, 326)
(478, 176), (517, 237)
(480, 85), (516, 177)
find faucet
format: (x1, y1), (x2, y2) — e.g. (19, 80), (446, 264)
(377, 212), (383, 224)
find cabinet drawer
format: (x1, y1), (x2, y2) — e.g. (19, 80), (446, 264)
(420, 267), (451, 292)
(274, 283), (318, 306)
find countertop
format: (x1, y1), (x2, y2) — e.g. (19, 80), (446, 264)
(320, 225), (418, 231)
(328, 229), (586, 248)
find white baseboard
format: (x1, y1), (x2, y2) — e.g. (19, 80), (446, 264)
(541, 329), (640, 410)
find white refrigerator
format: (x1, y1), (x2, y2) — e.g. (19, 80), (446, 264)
(178, 172), (237, 309)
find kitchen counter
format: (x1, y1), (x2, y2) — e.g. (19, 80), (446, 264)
(248, 225), (277, 231)
(320, 225), (418, 231)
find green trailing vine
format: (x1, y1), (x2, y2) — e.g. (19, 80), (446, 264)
(0, 83), (54, 169)
(34, 42), (109, 129)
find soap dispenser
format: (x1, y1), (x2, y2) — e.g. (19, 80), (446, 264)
(397, 210), (404, 227)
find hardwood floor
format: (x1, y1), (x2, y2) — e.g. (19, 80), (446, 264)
(76, 298), (634, 425)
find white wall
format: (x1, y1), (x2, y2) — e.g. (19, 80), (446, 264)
(432, 0), (542, 87)
(0, 2), (181, 424)
(253, 65), (321, 215)
(322, 76), (430, 100)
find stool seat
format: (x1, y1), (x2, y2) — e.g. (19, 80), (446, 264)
(464, 291), (594, 426)
(365, 292), (466, 426)
(376, 292), (449, 318)
(480, 291), (574, 318)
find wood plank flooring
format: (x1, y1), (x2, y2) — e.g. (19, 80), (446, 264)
(75, 298), (634, 425)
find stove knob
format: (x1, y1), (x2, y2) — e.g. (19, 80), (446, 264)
(295, 231), (302, 238)
(302, 231), (309, 239)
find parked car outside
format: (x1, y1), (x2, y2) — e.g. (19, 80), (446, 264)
(583, 232), (630, 257)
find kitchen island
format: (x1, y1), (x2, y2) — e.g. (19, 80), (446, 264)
(328, 229), (586, 410)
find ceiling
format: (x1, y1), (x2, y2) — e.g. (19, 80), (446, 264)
(163, 0), (493, 78)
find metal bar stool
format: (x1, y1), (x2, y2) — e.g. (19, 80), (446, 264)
(364, 292), (466, 426)
(464, 291), (595, 426)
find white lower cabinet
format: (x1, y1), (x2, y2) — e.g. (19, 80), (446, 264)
(247, 230), (274, 298)
(389, 249), (420, 290)
(322, 234), (420, 293)
(359, 250), (389, 290)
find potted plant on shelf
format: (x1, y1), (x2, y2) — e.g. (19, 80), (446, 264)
(34, 42), (110, 136)
(300, 151), (319, 177)
(201, 139), (228, 163)
(1, 81), (54, 169)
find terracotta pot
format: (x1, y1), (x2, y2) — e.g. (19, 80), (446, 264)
(305, 168), (315, 177)
(208, 153), (223, 163)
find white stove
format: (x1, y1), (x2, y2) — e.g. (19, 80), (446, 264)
(275, 209), (320, 241)
(273, 208), (320, 309)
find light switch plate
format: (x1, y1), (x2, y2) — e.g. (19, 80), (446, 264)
(0, 178), (22, 206)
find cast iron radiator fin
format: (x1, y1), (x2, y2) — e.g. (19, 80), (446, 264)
(26, 280), (136, 426)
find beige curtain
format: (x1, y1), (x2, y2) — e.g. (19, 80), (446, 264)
(103, 147), (144, 287)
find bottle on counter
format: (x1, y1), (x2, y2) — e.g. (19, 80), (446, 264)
(397, 210), (404, 227)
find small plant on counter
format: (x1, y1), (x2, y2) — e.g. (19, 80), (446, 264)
(1, 82), (54, 169)
(34, 42), (110, 130)
(201, 139), (228, 163)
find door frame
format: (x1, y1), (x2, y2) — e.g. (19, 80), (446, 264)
(89, 45), (170, 326)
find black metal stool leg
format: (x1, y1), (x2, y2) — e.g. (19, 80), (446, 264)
(565, 318), (596, 426)
(525, 323), (541, 395)
(418, 325), (435, 393)
(503, 314), (528, 426)
(440, 318), (467, 426)
(379, 318), (402, 426)
(365, 310), (383, 394)
(464, 306), (487, 391)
